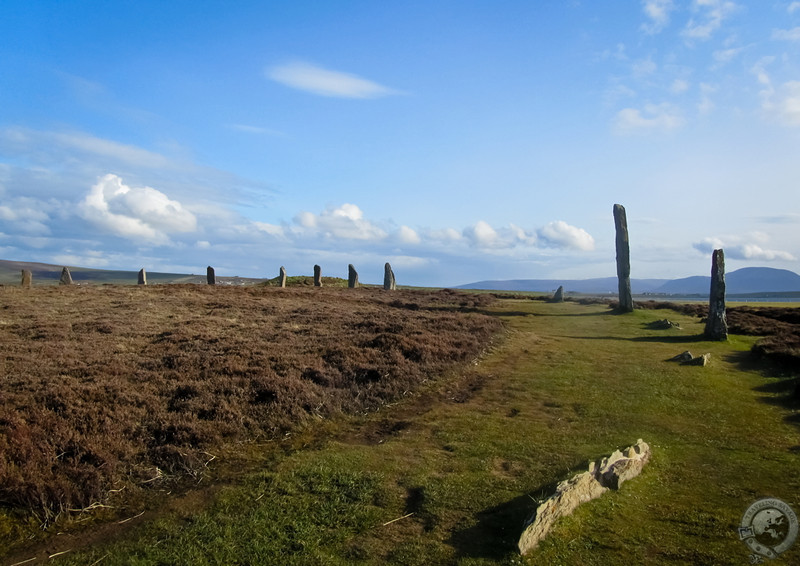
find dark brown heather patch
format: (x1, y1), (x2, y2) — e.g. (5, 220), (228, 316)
(0, 285), (502, 519)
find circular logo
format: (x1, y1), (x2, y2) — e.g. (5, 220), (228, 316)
(739, 498), (798, 560)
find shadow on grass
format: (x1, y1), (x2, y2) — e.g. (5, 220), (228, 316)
(447, 493), (533, 560)
(553, 334), (707, 344)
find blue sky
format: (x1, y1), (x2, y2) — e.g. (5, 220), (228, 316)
(1, 1), (799, 286)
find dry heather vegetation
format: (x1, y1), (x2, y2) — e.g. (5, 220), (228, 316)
(0, 284), (502, 524)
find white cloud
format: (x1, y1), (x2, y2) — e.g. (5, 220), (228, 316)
(292, 203), (387, 240)
(790, 2), (800, 14)
(464, 220), (501, 248)
(712, 46), (744, 65)
(253, 222), (286, 238)
(537, 221), (595, 251)
(80, 174), (197, 244)
(670, 78), (690, 94)
(632, 58), (658, 77)
(693, 235), (796, 261)
(641, 0), (675, 34)
(614, 103), (684, 133)
(683, 0), (738, 40)
(428, 227), (462, 242)
(396, 225), (421, 244)
(773, 27), (800, 41)
(267, 61), (401, 99)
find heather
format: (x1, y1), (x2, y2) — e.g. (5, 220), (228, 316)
(0, 285), (501, 524)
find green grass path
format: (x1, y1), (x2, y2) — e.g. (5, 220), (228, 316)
(52, 299), (800, 565)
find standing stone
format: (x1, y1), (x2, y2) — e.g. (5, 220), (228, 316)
(552, 285), (564, 302)
(21, 270), (32, 288)
(138, 268), (147, 285)
(384, 262), (396, 290)
(314, 265), (322, 287)
(348, 264), (359, 288)
(613, 204), (633, 312)
(704, 249), (728, 341)
(206, 266), (216, 285)
(60, 267), (73, 285)
(279, 266), (287, 288)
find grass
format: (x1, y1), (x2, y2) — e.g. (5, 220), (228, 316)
(3, 295), (800, 565)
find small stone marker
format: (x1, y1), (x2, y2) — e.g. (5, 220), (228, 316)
(384, 262), (396, 290)
(704, 248), (728, 341)
(684, 353), (711, 366)
(279, 266), (287, 288)
(60, 267), (73, 285)
(613, 203), (633, 313)
(314, 265), (322, 287)
(669, 351), (694, 363)
(517, 439), (651, 555)
(21, 270), (32, 288)
(138, 268), (147, 285)
(552, 285), (564, 302)
(206, 266), (216, 285)
(348, 264), (359, 288)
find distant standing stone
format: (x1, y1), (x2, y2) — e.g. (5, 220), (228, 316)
(60, 267), (73, 285)
(206, 266), (216, 285)
(314, 265), (322, 287)
(553, 285), (564, 302)
(138, 268), (147, 285)
(279, 266), (287, 288)
(348, 264), (359, 288)
(384, 262), (396, 290)
(704, 249), (728, 341)
(21, 270), (32, 288)
(613, 204), (633, 312)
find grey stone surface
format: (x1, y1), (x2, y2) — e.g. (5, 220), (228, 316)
(613, 204), (633, 312)
(21, 270), (32, 288)
(314, 265), (322, 287)
(704, 249), (728, 340)
(60, 267), (73, 285)
(279, 266), (287, 288)
(683, 353), (711, 366)
(552, 286), (564, 302)
(669, 351), (694, 363)
(138, 268), (147, 285)
(384, 263), (396, 290)
(206, 266), (216, 285)
(348, 264), (359, 288)
(518, 439), (651, 555)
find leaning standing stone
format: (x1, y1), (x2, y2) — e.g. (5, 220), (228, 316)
(348, 264), (359, 288)
(314, 265), (322, 287)
(21, 270), (32, 288)
(704, 249), (728, 341)
(552, 285), (564, 302)
(384, 262), (396, 290)
(138, 268), (147, 285)
(613, 204), (633, 312)
(60, 267), (73, 285)
(206, 266), (216, 285)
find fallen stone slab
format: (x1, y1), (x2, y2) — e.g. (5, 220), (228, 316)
(669, 351), (694, 363)
(683, 353), (711, 366)
(518, 439), (651, 555)
(651, 319), (681, 330)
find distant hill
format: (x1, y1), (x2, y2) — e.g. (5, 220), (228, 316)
(457, 267), (800, 296)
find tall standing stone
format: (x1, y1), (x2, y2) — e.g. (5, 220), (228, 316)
(21, 270), (32, 288)
(553, 285), (564, 302)
(314, 265), (322, 287)
(613, 204), (633, 312)
(60, 267), (73, 286)
(206, 266), (216, 285)
(384, 262), (396, 290)
(704, 249), (728, 341)
(279, 266), (287, 288)
(138, 268), (147, 285)
(348, 264), (359, 288)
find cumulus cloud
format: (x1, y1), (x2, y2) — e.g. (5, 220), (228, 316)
(641, 0), (676, 34)
(670, 79), (690, 94)
(693, 235), (796, 261)
(463, 221), (501, 248)
(292, 203), (387, 240)
(80, 174), (197, 244)
(396, 225), (421, 245)
(537, 221), (595, 251)
(0, 197), (52, 235)
(267, 61), (401, 99)
(683, 0), (738, 40)
(614, 103), (684, 133)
